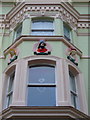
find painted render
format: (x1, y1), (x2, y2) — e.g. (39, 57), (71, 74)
(0, 0), (90, 119)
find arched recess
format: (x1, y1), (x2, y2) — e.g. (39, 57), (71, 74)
(67, 63), (88, 114)
(24, 56), (62, 107)
(2, 64), (16, 109)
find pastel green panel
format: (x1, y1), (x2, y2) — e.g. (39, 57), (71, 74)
(73, 2), (89, 14)
(17, 41), (35, 59)
(74, 7), (88, 14)
(22, 18), (31, 35)
(79, 59), (88, 104)
(54, 19), (64, 36)
(88, 88), (90, 114)
(78, 29), (89, 33)
(48, 41), (64, 57)
(1, 2), (15, 14)
(2, 36), (10, 51)
(16, 41), (65, 59)
(77, 36), (88, 55)
(72, 30), (78, 47)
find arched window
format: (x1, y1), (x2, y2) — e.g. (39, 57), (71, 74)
(27, 60), (56, 106)
(6, 71), (15, 107)
(68, 65), (79, 109)
(31, 18), (54, 36)
(3, 65), (16, 108)
(69, 71), (77, 108)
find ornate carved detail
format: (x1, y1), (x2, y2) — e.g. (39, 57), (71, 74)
(77, 23), (90, 28)
(0, 4), (90, 30)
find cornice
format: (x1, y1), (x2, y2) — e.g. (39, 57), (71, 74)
(3, 35), (82, 57)
(2, 106), (89, 119)
(0, 2), (90, 30)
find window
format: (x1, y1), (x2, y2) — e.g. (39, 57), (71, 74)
(14, 24), (22, 40)
(6, 72), (15, 107)
(27, 65), (56, 106)
(64, 23), (71, 41)
(31, 19), (54, 36)
(69, 71), (77, 108)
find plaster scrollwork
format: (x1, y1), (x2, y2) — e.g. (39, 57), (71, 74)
(40, 7), (46, 16)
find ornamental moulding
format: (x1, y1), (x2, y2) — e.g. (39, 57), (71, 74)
(0, 3), (90, 30)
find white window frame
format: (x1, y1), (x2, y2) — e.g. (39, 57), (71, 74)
(31, 18), (54, 36)
(6, 71), (15, 108)
(69, 71), (78, 108)
(26, 63), (56, 106)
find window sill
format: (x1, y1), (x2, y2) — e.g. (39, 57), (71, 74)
(2, 106), (89, 119)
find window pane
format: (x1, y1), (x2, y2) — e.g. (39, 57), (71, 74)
(31, 31), (53, 36)
(31, 20), (54, 35)
(64, 25), (70, 40)
(8, 72), (15, 93)
(32, 21), (53, 29)
(15, 24), (22, 39)
(7, 93), (13, 107)
(27, 87), (56, 106)
(69, 72), (76, 92)
(28, 66), (55, 83)
(71, 93), (77, 108)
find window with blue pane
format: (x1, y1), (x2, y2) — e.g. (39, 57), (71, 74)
(31, 19), (54, 36)
(14, 24), (22, 40)
(64, 23), (71, 41)
(27, 65), (56, 106)
(6, 72), (15, 107)
(69, 71), (77, 108)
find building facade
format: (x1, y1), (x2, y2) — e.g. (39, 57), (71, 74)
(0, 0), (90, 120)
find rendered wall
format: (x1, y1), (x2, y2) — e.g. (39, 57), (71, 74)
(0, 1), (90, 116)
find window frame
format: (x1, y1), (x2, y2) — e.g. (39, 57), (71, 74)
(69, 71), (78, 108)
(31, 18), (54, 36)
(14, 23), (22, 41)
(26, 62), (56, 106)
(6, 71), (15, 108)
(63, 23), (72, 42)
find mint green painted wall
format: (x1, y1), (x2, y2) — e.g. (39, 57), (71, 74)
(1, 1), (90, 115)
(22, 18), (31, 35)
(54, 19), (64, 36)
(1, 2), (15, 14)
(73, 2), (89, 14)
(77, 36), (88, 55)
(13, 41), (67, 59)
